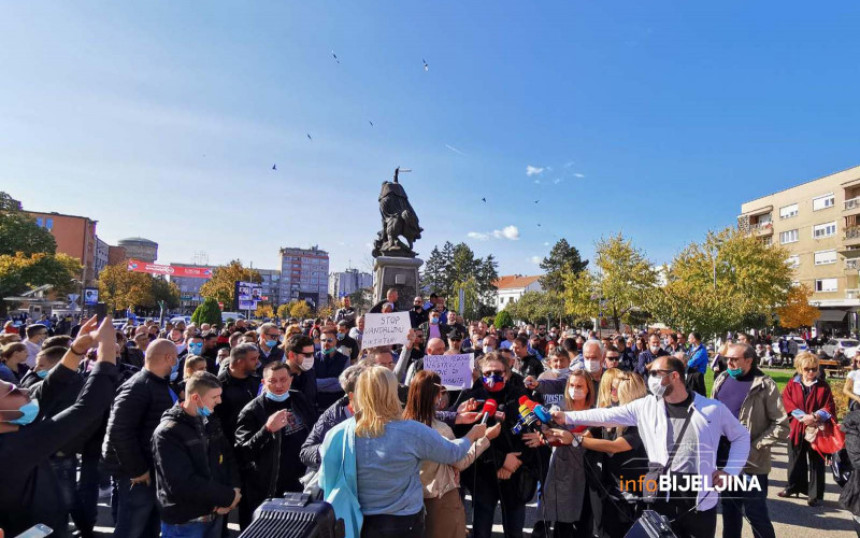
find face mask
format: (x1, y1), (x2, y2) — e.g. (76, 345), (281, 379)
(584, 360), (601, 373)
(336, 333), (345, 341)
(322, 347), (336, 355)
(727, 367), (743, 379)
(648, 375), (669, 399)
(196, 398), (212, 418)
(484, 346), (494, 353)
(414, 305), (423, 312)
(482, 374), (505, 392)
(36, 370), (48, 379)
(649, 346), (660, 354)
(430, 318), (439, 325)
(8, 399), (40, 425)
(265, 339), (277, 348)
(265, 391), (290, 402)
(569, 387), (586, 400)
(188, 343), (203, 355)
(299, 356), (315, 372)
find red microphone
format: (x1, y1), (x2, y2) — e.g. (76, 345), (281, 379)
(480, 399), (498, 425)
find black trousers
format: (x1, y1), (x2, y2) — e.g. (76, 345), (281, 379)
(786, 439), (825, 501)
(361, 511), (425, 538)
(652, 498), (716, 538)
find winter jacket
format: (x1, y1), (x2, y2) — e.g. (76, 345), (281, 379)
(300, 396), (352, 470)
(314, 350), (350, 410)
(257, 343), (285, 368)
(152, 406), (239, 524)
(215, 369), (261, 442)
(0, 362), (119, 537)
(102, 368), (176, 478)
(712, 369), (789, 475)
(635, 348), (669, 376)
(234, 391), (317, 503)
(782, 375), (837, 446)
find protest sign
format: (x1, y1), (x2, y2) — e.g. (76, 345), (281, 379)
(423, 353), (475, 389)
(361, 311), (411, 349)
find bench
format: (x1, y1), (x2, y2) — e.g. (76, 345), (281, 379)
(820, 359), (845, 378)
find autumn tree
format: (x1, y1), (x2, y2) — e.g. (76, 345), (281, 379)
(777, 285), (821, 329)
(0, 253), (82, 315)
(564, 233), (656, 331)
(276, 303), (291, 319)
(289, 300), (312, 320)
(199, 260), (262, 307)
(0, 192), (57, 257)
(254, 303), (275, 319)
(97, 265), (179, 312)
(506, 290), (566, 325)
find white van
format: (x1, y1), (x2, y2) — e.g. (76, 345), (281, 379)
(221, 312), (247, 323)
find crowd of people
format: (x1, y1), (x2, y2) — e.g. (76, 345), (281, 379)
(0, 289), (854, 538)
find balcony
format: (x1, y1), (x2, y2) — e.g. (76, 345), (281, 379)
(750, 221), (773, 236)
(848, 289), (860, 300)
(847, 197), (860, 212)
(846, 226), (860, 245)
(847, 259), (860, 271)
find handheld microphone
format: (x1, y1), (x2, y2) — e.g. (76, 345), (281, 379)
(479, 399), (498, 425)
(528, 400), (554, 425)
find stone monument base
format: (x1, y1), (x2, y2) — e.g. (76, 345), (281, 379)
(373, 256), (423, 310)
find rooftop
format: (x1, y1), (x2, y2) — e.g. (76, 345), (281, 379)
(494, 274), (542, 290)
(118, 237), (158, 245)
(743, 163), (860, 207)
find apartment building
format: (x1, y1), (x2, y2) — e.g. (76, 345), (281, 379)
(329, 268), (373, 299)
(739, 164), (860, 333)
(279, 246), (329, 309)
(27, 210), (98, 285)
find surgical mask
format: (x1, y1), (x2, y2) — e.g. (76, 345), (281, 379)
(648, 375), (668, 399)
(197, 400), (212, 418)
(649, 346), (660, 354)
(584, 360), (601, 373)
(569, 387), (586, 400)
(430, 318), (439, 325)
(8, 399), (40, 425)
(727, 367), (744, 379)
(265, 391), (290, 402)
(484, 346), (494, 353)
(265, 339), (277, 348)
(336, 333), (345, 341)
(188, 343), (203, 355)
(322, 347), (336, 356)
(298, 356), (315, 371)
(36, 370), (48, 379)
(169, 360), (179, 381)
(482, 374), (505, 392)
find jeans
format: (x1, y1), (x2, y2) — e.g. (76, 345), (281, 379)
(361, 512), (424, 538)
(71, 452), (101, 537)
(721, 474), (775, 538)
(112, 476), (160, 538)
(50, 455), (76, 538)
(161, 516), (223, 538)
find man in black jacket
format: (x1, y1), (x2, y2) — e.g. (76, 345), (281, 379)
(369, 287), (399, 313)
(152, 371), (241, 536)
(314, 326), (350, 411)
(285, 334), (317, 405)
(103, 338), (179, 538)
(335, 320), (359, 362)
(215, 343), (261, 443)
(256, 322), (285, 368)
(234, 361), (317, 529)
(511, 336), (544, 378)
(0, 315), (118, 538)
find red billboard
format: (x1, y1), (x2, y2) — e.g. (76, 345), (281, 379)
(127, 259), (213, 279)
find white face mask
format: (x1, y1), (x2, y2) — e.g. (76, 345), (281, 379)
(648, 374), (669, 399)
(569, 387), (586, 400)
(298, 356), (315, 372)
(584, 360), (601, 373)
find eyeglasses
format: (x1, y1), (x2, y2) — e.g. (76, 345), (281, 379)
(648, 369), (673, 378)
(483, 370), (505, 377)
(802, 367), (818, 373)
(605, 356), (620, 361)
(320, 338), (335, 343)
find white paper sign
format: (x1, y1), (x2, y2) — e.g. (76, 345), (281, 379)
(423, 353), (475, 389)
(361, 312), (411, 349)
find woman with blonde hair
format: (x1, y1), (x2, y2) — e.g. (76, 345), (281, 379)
(320, 366), (487, 538)
(404, 370), (501, 538)
(597, 367), (625, 408)
(781, 351), (836, 506)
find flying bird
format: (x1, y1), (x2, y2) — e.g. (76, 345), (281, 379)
(369, 121), (374, 127)
(272, 164), (277, 170)
(537, 223), (542, 227)
(331, 51), (339, 64)
(423, 58), (429, 72)
(534, 200), (539, 204)
(481, 197), (487, 203)
(307, 133), (312, 141)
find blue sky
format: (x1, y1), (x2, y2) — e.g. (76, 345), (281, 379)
(3, 2), (860, 276)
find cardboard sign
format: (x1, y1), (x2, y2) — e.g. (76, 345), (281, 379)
(423, 353), (475, 389)
(361, 312), (411, 349)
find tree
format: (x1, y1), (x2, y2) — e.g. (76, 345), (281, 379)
(648, 227), (793, 335)
(564, 233), (656, 331)
(254, 303), (274, 319)
(276, 303), (291, 319)
(199, 260), (262, 307)
(97, 265), (180, 312)
(349, 287), (373, 313)
(0, 192), (57, 257)
(317, 304), (334, 320)
(192, 297), (222, 326)
(777, 285), (821, 329)
(494, 310), (514, 329)
(150, 276), (180, 310)
(420, 241), (499, 314)
(539, 239), (588, 294)
(0, 252), (82, 316)
(290, 300), (312, 320)
(507, 290), (567, 325)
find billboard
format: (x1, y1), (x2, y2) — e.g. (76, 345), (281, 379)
(84, 288), (99, 306)
(127, 259), (213, 279)
(235, 281), (263, 311)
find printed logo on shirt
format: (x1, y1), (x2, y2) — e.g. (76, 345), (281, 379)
(282, 412), (306, 437)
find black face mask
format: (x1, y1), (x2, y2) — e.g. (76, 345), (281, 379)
(414, 305), (423, 311)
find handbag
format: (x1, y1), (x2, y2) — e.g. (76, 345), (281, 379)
(642, 404), (695, 503)
(813, 418), (846, 457)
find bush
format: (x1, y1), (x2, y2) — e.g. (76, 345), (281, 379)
(192, 297), (222, 326)
(494, 310), (513, 330)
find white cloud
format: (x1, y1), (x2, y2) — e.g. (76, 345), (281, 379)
(564, 161), (575, 168)
(492, 225), (520, 240)
(553, 178), (562, 184)
(467, 231), (489, 241)
(445, 144), (466, 156)
(574, 173), (585, 178)
(533, 179), (541, 184)
(530, 256), (542, 264)
(526, 165), (545, 176)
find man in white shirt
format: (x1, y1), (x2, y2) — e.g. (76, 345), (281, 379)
(23, 324), (48, 368)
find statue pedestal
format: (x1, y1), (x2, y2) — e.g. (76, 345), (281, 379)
(373, 256), (423, 310)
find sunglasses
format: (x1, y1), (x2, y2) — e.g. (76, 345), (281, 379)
(648, 369), (673, 378)
(802, 367), (818, 373)
(483, 370), (505, 377)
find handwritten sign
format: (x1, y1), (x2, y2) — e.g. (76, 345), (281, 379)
(361, 312), (411, 349)
(423, 353), (475, 389)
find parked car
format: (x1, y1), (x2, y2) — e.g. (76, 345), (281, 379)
(821, 338), (860, 360)
(771, 336), (809, 356)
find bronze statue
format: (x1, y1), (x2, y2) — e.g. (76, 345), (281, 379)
(372, 167), (423, 258)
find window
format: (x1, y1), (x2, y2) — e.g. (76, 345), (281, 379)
(786, 255), (800, 268)
(780, 203), (799, 219)
(815, 278), (838, 292)
(813, 222), (837, 239)
(813, 193), (835, 211)
(780, 229), (799, 244)
(814, 250), (837, 265)
(36, 217), (43, 227)
(46, 218), (53, 230)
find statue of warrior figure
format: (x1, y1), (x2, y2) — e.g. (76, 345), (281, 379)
(372, 167), (423, 258)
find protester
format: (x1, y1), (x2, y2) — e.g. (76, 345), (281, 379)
(315, 326), (351, 410)
(215, 343), (261, 442)
(23, 323), (49, 368)
(838, 406), (860, 533)
(781, 351), (837, 506)
(335, 297), (358, 329)
(0, 315), (118, 537)
(511, 336), (544, 378)
(349, 315), (365, 348)
(404, 370), (500, 538)
(845, 352), (860, 412)
(319, 366), (486, 538)
(687, 332), (709, 375)
(235, 361), (317, 528)
(409, 296), (429, 328)
(103, 338), (180, 538)
(421, 310), (448, 347)
(257, 322), (285, 368)
(336, 320), (360, 361)
(711, 343), (787, 538)
(0, 341), (28, 383)
(634, 333), (668, 376)
(370, 288), (400, 313)
(284, 334), (318, 404)
(551, 356), (750, 538)
(612, 336), (636, 372)
(152, 372), (241, 537)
